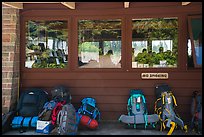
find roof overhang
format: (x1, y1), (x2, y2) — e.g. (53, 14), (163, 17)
(2, 2), (76, 9)
(2, 2), (192, 10)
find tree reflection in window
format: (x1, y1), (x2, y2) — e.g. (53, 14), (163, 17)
(25, 20), (68, 68)
(78, 19), (122, 68)
(132, 18), (178, 68)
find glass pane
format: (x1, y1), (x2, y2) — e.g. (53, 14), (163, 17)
(190, 18), (202, 66)
(78, 19), (122, 68)
(132, 18), (178, 68)
(25, 20), (68, 68)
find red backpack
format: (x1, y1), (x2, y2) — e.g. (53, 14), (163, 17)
(51, 101), (66, 125)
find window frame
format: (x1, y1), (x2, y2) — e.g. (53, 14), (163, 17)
(187, 15), (202, 68)
(20, 15), (188, 72)
(21, 17), (71, 72)
(74, 16), (126, 72)
(127, 15), (182, 72)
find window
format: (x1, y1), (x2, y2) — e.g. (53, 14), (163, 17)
(188, 15), (202, 68)
(25, 20), (68, 68)
(78, 19), (122, 68)
(132, 18), (178, 68)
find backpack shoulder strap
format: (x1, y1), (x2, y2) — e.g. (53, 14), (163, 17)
(169, 92), (177, 106)
(57, 107), (64, 126)
(52, 101), (66, 125)
(129, 93), (146, 105)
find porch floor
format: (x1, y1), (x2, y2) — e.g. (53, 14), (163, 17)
(3, 121), (201, 135)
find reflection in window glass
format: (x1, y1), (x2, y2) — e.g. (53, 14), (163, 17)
(25, 20), (68, 68)
(189, 18), (202, 67)
(152, 40), (173, 53)
(194, 34), (202, 65)
(78, 19), (122, 68)
(132, 41), (147, 56)
(132, 18), (178, 68)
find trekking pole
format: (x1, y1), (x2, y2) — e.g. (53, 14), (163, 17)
(38, 109), (47, 118)
(190, 115), (195, 130)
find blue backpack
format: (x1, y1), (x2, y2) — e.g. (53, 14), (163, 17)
(127, 89), (148, 116)
(77, 97), (100, 121)
(127, 89), (149, 128)
(119, 89), (159, 129)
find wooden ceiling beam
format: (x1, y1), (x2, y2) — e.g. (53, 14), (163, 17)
(22, 2), (59, 3)
(124, 2), (129, 8)
(182, 2), (191, 6)
(2, 2), (23, 9)
(61, 2), (75, 9)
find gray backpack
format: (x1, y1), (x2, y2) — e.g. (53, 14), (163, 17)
(190, 91), (202, 133)
(57, 103), (78, 135)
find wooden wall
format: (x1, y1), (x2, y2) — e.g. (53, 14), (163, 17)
(20, 2), (202, 122)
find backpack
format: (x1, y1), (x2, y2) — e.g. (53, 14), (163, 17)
(190, 91), (202, 133)
(127, 89), (148, 116)
(10, 88), (48, 132)
(16, 88), (49, 117)
(154, 84), (187, 135)
(51, 85), (71, 103)
(119, 89), (159, 129)
(57, 103), (78, 135)
(2, 111), (16, 134)
(77, 97), (101, 121)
